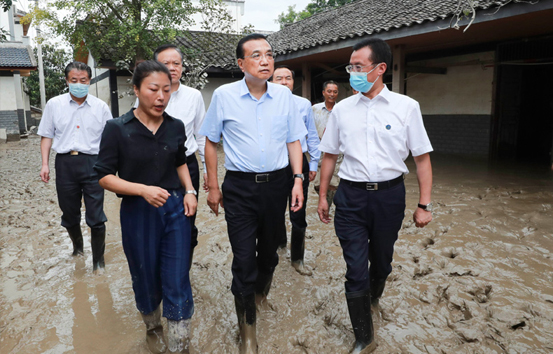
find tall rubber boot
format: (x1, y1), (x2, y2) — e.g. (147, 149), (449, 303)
(254, 271), (273, 308)
(167, 318), (191, 353)
(290, 227), (312, 275)
(90, 225), (106, 272)
(370, 277), (387, 307)
(66, 225), (84, 256)
(141, 307), (167, 354)
(346, 289), (377, 354)
(235, 294), (258, 354)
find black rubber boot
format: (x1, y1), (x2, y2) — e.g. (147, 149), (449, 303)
(90, 225), (106, 272)
(235, 294), (258, 354)
(254, 271), (273, 308)
(346, 289), (376, 353)
(370, 277), (387, 307)
(66, 225), (84, 256)
(291, 227), (311, 275)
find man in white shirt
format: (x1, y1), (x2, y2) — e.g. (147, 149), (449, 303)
(312, 80), (339, 139)
(38, 61), (112, 273)
(271, 66), (320, 276)
(317, 38), (433, 353)
(152, 44), (207, 268)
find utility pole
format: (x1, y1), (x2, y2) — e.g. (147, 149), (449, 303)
(33, 0), (46, 109)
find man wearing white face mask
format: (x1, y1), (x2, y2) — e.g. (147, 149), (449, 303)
(317, 38), (433, 353)
(38, 61), (113, 274)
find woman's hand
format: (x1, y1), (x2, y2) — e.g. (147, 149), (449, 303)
(183, 193), (197, 217)
(141, 186), (170, 207)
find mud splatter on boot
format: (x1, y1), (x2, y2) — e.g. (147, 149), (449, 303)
(141, 307), (167, 354)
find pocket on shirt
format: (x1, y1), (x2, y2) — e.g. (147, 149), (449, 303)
(270, 115), (288, 142)
(377, 124), (405, 149)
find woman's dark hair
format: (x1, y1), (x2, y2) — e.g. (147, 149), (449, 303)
(352, 38), (392, 74)
(236, 33), (270, 59)
(64, 61), (92, 79)
(132, 60), (172, 88)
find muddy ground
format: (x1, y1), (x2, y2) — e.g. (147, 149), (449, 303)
(1, 135), (553, 353)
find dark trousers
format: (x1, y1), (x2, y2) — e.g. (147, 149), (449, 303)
(55, 153), (107, 228)
(222, 169), (288, 297)
(120, 191), (194, 320)
(187, 153), (200, 250)
(286, 153), (310, 230)
(334, 180), (406, 293)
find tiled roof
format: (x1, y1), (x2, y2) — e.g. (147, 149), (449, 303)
(268, 0), (516, 55)
(175, 31), (241, 70)
(0, 43), (37, 68)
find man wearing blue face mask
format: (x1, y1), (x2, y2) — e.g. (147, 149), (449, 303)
(38, 61), (113, 274)
(317, 38), (433, 353)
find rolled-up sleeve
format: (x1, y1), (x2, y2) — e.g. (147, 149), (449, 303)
(94, 120), (120, 180)
(199, 90), (223, 143)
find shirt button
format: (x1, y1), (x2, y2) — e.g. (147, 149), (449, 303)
(260, 134), (263, 136)
(262, 165), (265, 168)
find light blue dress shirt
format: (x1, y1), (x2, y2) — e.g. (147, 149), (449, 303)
(200, 78), (307, 173)
(293, 95), (321, 172)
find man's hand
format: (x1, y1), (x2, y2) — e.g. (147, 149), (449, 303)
(413, 207), (432, 228)
(290, 180), (304, 212)
(40, 165), (50, 183)
(202, 173), (209, 192)
(141, 186), (170, 207)
(207, 187), (224, 216)
(309, 171), (317, 182)
(183, 193), (198, 217)
(317, 196), (331, 224)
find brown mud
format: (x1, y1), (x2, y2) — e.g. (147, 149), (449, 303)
(1, 135), (553, 353)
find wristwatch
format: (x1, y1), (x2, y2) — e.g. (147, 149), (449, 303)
(417, 202), (433, 212)
(293, 174), (305, 181)
(185, 190), (197, 196)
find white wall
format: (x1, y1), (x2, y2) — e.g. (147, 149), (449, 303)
(407, 52), (495, 115)
(0, 77), (18, 110)
(201, 77), (240, 108)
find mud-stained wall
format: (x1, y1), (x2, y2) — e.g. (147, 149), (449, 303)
(407, 52), (494, 156)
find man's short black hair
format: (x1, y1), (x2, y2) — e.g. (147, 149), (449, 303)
(236, 33), (270, 59)
(273, 65), (295, 79)
(352, 38), (391, 74)
(323, 80), (338, 90)
(64, 61), (92, 80)
(153, 44), (184, 61)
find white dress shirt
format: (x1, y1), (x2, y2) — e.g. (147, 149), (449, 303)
(135, 83), (206, 170)
(37, 93), (112, 154)
(319, 86), (433, 182)
(312, 102), (332, 139)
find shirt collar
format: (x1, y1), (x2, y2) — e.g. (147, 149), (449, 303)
(68, 93), (91, 107)
(354, 85), (392, 106)
(121, 109), (174, 124)
(239, 77), (272, 99)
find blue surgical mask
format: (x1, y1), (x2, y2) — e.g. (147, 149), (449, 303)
(68, 83), (90, 98)
(349, 64), (380, 94)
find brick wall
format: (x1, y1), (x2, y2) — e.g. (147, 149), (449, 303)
(0, 110), (20, 136)
(423, 115), (491, 156)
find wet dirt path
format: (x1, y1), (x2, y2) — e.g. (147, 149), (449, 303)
(1, 136), (553, 353)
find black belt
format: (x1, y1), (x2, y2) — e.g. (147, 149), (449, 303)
(58, 151), (94, 156)
(342, 174), (404, 191)
(226, 168), (286, 183)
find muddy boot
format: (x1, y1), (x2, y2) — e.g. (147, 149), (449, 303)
(235, 294), (258, 354)
(167, 318), (191, 353)
(254, 271), (273, 308)
(66, 225), (84, 256)
(141, 307), (167, 354)
(346, 289), (377, 354)
(370, 277), (387, 307)
(91, 225), (106, 273)
(290, 227), (312, 276)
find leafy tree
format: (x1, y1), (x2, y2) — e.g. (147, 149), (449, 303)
(23, 44), (71, 107)
(0, 0), (12, 41)
(276, 0), (357, 28)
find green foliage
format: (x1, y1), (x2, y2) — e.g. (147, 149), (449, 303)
(1, 0), (12, 12)
(276, 0), (357, 28)
(23, 44), (71, 107)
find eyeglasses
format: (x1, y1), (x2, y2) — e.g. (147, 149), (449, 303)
(345, 63), (376, 73)
(243, 52), (276, 61)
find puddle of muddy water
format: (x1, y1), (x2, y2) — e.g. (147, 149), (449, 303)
(1, 137), (553, 353)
